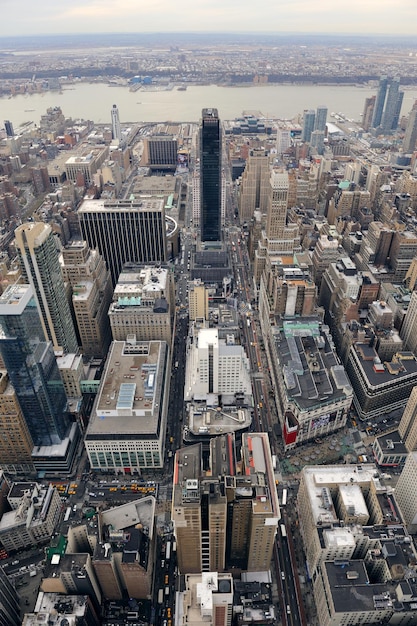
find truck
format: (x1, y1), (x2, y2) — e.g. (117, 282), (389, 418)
(165, 540), (171, 562)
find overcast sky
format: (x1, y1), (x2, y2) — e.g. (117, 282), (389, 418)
(1, 0), (416, 38)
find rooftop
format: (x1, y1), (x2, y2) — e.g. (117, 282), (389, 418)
(86, 339), (168, 438)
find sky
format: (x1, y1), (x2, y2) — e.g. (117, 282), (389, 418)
(1, 0), (417, 38)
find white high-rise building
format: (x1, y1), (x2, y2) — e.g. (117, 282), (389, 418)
(276, 128), (291, 157)
(111, 104), (121, 141)
(184, 326), (251, 401)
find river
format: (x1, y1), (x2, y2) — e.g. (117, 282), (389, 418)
(2, 82), (417, 127)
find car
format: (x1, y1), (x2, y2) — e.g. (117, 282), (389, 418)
(89, 492), (96, 497)
(287, 605), (291, 614)
(12, 560), (19, 565)
(98, 492), (105, 496)
(281, 571), (285, 580)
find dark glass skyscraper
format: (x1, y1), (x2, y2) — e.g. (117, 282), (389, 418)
(0, 284), (69, 446)
(371, 76), (403, 133)
(381, 77), (403, 133)
(200, 108), (222, 242)
(301, 109), (316, 142)
(371, 76), (389, 129)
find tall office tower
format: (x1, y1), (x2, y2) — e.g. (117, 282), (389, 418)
(111, 104), (121, 141)
(371, 76), (389, 129)
(301, 109), (315, 142)
(311, 234), (341, 287)
(144, 135), (178, 171)
(238, 148), (270, 222)
(265, 170), (293, 244)
(403, 104), (417, 153)
(253, 170), (299, 284)
(172, 432), (279, 574)
(276, 127), (291, 157)
(314, 105), (328, 132)
(15, 222), (78, 354)
(344, 161), (362, 185)
(362, 95), (375, 131)
(395, 452), (417, 532)
(380, 77), (403, 133)
(4, 120), (14, 137)
(310, 129), (325, 155)
(0, 284), (69, 446)
(0, 566), (21, 626)
(61, 240), (112, 358)
(200, 108), (222, 242)
(400, 290), (417, 354)
(0, 370), (34, 473)
(398, 386), (417, 451)
(78, 198), (168, 287)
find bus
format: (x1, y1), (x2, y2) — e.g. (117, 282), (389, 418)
(166, 540), (171, 562)
(64, 506), (71, 522)
(281, 489), (288, 507)
(158, 589), (164, 604)
(280, 523), (287, 538)
(172, 541), (177, 553)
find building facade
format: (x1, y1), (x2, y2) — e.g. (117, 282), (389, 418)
(200, 108), (222, 242)
(78, 198), (168, 287)
(61, 239), (112, 358)
(15, 222), (78, 353)
(0, 284), (69, 446)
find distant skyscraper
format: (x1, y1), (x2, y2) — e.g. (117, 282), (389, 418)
(310, 130), (325, 155)
(200, 108), (222, 242)
(276, 128), (291, 157)
(0, 284), (69, 446)
(111, 104), (121, 141)
(238, 148), (270, 222)
(403, 103), (417, 153)
(314, 105), (328, 132)
(380, 77), (403, 133)
(362, 95), (376, 131)
(301, 109), (315, 142)
(4, 120), (14, 137)
(371, 76), (403, 133)
(15, 222), (78, 354)
(371, 76), (389, 129)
